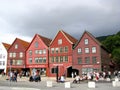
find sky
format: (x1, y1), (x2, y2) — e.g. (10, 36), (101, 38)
(0, 0), (120, 44)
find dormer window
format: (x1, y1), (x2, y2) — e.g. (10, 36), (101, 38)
(15, 44), (18, 49)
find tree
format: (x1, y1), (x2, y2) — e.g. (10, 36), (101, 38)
(102, 31), (120, 70)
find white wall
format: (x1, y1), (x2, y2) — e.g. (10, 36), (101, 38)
(0, 43), (8, 73)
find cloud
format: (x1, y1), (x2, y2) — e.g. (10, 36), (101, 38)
(0, 0), (120, 43)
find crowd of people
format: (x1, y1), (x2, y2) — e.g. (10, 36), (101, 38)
(1, 70), (120, 83)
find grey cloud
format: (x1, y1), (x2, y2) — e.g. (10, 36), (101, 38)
(0, 0), (120, 40)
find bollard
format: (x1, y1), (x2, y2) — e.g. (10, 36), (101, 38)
(88, 81), (95, 88)
(46, 81), (52, 87)
(65, 82), (71, 88)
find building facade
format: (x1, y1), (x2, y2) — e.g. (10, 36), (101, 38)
(7, 38), (29, 74)
(0, 43), (10, 74)
(72, 31), (111, 76)
(26, 34), (51, 76)
(49, 30), (77, 77)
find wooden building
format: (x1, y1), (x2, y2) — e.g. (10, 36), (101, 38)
(72, 31), (111, 76)
(26, 34), (51, 76)
(49, 30), (77, 77)
(7, 38), (29, 74)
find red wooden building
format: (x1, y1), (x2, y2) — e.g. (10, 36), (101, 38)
(7, 38), (30, 74)
(49, 30), (78, 77)
(72, 31), (111, 76)
(26, 34), (51, 76)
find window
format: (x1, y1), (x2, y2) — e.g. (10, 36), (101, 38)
(9, 53), (12, 58)
(35, 50), (39, 54)
(51, 48), (54, 54)
(19, 52), (23, 58)
(85, 57), (90, 64)
(12, 60), (16, 65)
(0, 54), (2, 59)
(60, 47), (63, 53)
(92, 47), (96, 53)
(35, 58), (39, 63)
(85, 48), (89, 53)
(78, 48), (82, 54)
(15, 44), (18, 49)
(16, 60), (23, 65)
(51, 57), (54, 63)
(3, 55), (5, 59)
(29, 58), (32, 64)
(84, 39), (88, 45)
(56, 56), (59, 62)
(3, 61), (5, 65)
(78, 57), (82, 64)
(92, 56), (97, 64)
(39, 58), (43, 63)
(13, 53), (16, 57)
(58, 39), (62, 45)
(35, 41), (39, 48)
(29, 50), (32, 56)
(43, 57), (46, 63)
(64, 46), (68, 52)
(55, 48), (59, 53)
(60, 56), (63, 62)
(65, 56), (68, 62)
(43, 49), (46, 54)
(39, 50), (42, 54)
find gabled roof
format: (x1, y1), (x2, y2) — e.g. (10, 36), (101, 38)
(8, 38), (30, 51)
(37, 34), (52, 47)
(73, 31), (102, 49)
(2, 42), (11, 50)
(27, 34), (52, 50)
(50, 30), (78, 45)
(16, 38), (30, 49)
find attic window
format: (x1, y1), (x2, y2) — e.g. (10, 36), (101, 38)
(58, 39), (62, 45)
(15, 44), (18, 49)
(84, 38), (88, 45)
(35, 41), (39, 48)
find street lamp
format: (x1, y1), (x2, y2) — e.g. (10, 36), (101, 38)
(10, 59), (13, 85)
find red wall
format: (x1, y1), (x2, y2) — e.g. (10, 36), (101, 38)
(49, 31), (73, 77)
(26, 35), (49, 76)
(73, 32), (102, 75)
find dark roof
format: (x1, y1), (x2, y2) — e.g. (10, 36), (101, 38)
(2, 42), (11, 50)
(61, 30), (78, 44)
(16, 38), (30, 49)
(38, 34), (52, 47)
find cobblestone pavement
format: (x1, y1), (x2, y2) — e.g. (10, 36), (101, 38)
(0, 75), (120, 90)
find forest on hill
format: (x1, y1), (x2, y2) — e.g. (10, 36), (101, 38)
(97, 31), (120, 70)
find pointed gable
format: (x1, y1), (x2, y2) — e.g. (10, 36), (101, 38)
(74, 31), (102, 49)
(50, 30), (78, 45)
(8, 38), (30, 51)
(16, 38), (30, 50)
(2, 42), (11, 50)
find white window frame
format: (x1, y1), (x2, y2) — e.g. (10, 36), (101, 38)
(15, 44), (18, 49)
(92, 47), (96, 53)
(58, 39), (62, 45)
(43, 49), (46, 54)
(84, 38), (88, 45)
(19, 52), (23, 58)
(85, 48), (89, 53)
(78, 48), (82, 54)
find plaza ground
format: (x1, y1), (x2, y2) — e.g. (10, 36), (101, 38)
(0, 75), (120, 90)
